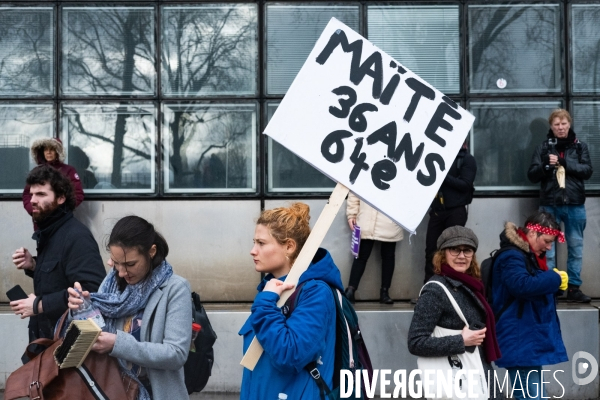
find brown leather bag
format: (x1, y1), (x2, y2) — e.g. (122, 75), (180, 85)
(5, 312), (138, 400)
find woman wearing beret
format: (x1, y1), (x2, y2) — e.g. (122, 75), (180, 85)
(408, 226), (502, 399)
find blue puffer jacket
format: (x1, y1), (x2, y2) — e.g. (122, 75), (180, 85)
(239, 248), (344, 400)
(491, 222), (568, 368)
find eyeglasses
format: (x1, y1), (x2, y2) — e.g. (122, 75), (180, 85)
(447, 247), (475, 257)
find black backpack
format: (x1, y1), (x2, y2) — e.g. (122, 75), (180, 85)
(184, 291), (217, 394)
(283, 281), (373, 400)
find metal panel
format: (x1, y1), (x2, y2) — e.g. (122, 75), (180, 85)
(2, 197), (600, 301)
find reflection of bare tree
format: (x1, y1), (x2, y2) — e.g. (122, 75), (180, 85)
(572, 6), (600, 92)
(0, 9), (52, 94)
(65, 8), (153, 94)
(470, 5), (557, 90)
(161, 5), (256, 187)
(64, 8), (154, 187)
(167, 108), (251, 188)
(473, 105), (555, 187)
(63, 105), (152, 188)
(195, 114), (248, 187)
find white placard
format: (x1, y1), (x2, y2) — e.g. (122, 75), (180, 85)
(243, 19), (476, 369)
(264, 18), (475, 233)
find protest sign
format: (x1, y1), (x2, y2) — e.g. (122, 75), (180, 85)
(264, 17), (475, 233)
(241, 17), (475, 371)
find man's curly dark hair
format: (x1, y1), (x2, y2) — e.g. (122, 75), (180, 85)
(26, 165), (76, 211)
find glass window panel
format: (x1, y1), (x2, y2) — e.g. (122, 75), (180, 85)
(571, 5), (600, 94)
(368, 5), (460, 94)
(470, 101), (561, 190)
(267, 103), (334, 192)
(62, 7), (156, 96)
(0, 104), (54, 193)
(266, 4), (360, 95)
(161, 4), (257, 97)
(0, 8), (53, 97)
(163, 103), (257, 193)
(468, 4), (561, 94)
(572, 101), (600, 188)
(62, 103), (156, 193)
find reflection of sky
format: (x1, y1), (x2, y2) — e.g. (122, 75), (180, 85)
(63, 105), (154, 175)
(63, 7), (155, 95)
(163, 104), (255, 186)
(162, 5), (256, 95)
(0, 104), (54, 169)
(0, 8), (53, 96)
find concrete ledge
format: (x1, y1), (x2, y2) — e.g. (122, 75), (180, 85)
(0, 312), (29, 390)
(1, 303), (598, 398)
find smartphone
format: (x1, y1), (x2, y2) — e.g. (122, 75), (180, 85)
(465, 322), (486, 353)
(470, 322), (485, 331)
(6, 285), (28, 301)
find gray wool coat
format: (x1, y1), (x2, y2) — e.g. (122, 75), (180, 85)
(110, 274), (192, 400)
(408, 275), (503, 399)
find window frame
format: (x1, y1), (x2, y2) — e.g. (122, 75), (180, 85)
(61, 101), (157, 194)
(466, 2), (564, 96)
(263, 1), (363, 98)
(162, 100), (259, 194)
(469, 98), (564, 192)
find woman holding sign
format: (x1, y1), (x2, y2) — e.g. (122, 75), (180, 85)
(408, 226), (502, 399)
(239, 203), (344, 400)
(345, 193), (404, 304)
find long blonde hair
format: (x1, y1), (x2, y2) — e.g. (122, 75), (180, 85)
(257, 202), (311, 265)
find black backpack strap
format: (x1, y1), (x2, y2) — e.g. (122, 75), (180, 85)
(284, 281), (337, 399)
(281, 281), (307, 317)
(304, 361), (332, 400)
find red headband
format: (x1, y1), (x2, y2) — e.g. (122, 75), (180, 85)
(526, 223), (565, 243)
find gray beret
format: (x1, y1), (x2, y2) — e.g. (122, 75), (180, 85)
(436, 226), (478, 251)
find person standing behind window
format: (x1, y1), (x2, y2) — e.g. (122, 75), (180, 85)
(23, 137), (84, 220)
(345, 192), (404, 304)
(527, 109), (593, 302)
(423, 143), (477, 285)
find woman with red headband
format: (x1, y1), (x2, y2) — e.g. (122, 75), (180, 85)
(491, 211), (568, 400)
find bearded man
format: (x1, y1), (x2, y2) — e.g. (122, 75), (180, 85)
(10, 165), (105, 361)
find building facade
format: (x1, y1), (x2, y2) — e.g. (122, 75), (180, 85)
(1, 1), (600, 302)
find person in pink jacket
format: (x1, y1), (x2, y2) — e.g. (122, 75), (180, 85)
(23, 137), (84, 222)
(345, 193), (404, 304)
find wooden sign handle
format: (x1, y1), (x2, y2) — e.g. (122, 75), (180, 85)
(240, 182), (349, 370)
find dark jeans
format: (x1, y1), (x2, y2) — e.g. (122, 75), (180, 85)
(424, 206), (468, 283)
(348, 239), (397, 290)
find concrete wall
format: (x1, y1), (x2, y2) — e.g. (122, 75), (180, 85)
(1, 305), (598, 398)
(1, 197), (600, 302)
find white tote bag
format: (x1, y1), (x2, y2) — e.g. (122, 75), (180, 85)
(416, 280), (489, 400)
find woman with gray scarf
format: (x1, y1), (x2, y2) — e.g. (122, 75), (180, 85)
(66, 216), (192, 400)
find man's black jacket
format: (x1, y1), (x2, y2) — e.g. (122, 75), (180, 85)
(25, 209), (105, 340)
(528, 129), (593, 206)
(434, 148), (477, 210)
